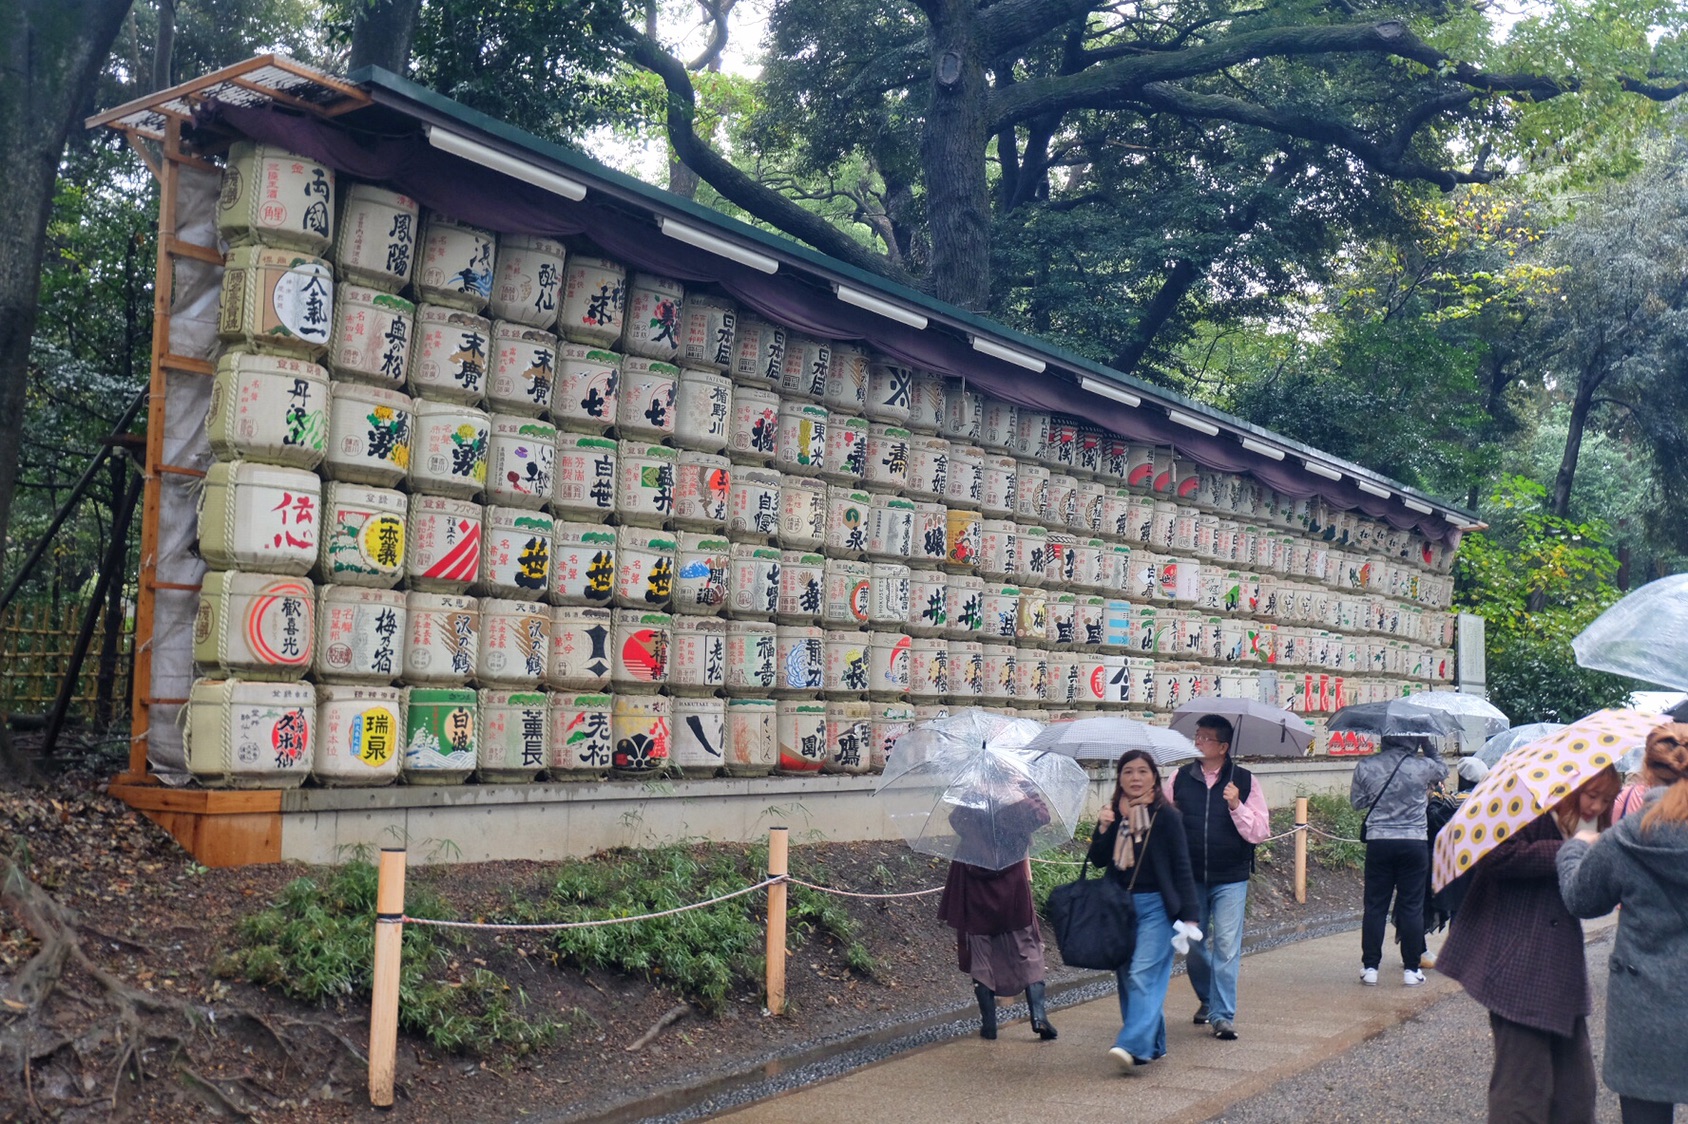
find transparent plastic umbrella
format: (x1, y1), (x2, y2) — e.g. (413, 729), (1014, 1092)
(1025, 715), (1200, 767)
(886, 707), (1044, 773)
(1477, 722), (1565, 767)
(1403, 691), (1510, 738)
(1572, 574), (1688, 690)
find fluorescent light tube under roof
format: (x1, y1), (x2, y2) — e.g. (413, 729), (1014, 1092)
(971, 335), (1047, 372)
(1080, 377), (1141, 407)
(1167, 410), (1220, 436)
(426, 125), (588, 201)
(1240, 436), (1284, 460)
(834, 283), (928, 329)
(1303, 460), (1343, 481)
(1356, 480), (1392, 498)
(1403, 498), (1434, 514)
(658, 217), (781, 274)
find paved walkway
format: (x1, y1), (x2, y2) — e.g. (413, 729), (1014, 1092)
(717, 925), (1466, 1123)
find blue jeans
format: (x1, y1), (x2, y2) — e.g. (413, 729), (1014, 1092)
(1186, 880), (1248, 1023)
(1113, 891), (1174, 1060)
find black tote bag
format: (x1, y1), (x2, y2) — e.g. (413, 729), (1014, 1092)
(1047, 816), (1153, 971)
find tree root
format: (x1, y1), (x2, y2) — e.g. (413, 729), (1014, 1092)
(624, 1004), (689, 1052)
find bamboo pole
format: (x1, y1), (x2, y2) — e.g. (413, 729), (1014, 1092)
(765, 826), (789, 1016)
(368, 848), (407, 1107)
(1293, 797), (1308, 904)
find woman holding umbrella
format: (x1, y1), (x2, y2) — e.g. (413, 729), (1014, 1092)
(1089, 749), (1201, 1070)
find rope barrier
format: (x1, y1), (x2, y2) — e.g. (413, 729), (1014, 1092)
(784, 877), (944, 900)
(397, 877), (781, 931)
(1306, 825), (1365, 844)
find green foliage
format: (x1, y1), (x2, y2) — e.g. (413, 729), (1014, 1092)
(221, 861), (564, 1056)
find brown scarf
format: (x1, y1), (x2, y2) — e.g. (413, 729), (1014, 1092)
(1112, 794), (1156, 871)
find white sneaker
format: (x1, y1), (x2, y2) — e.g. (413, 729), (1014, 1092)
(1108, 1046), (1136, 1070)
(1360, 967), (1379, 986)
(1403, 969), (1426, 987)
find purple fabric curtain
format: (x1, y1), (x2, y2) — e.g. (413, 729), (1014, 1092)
(203, 102), (1461, 549)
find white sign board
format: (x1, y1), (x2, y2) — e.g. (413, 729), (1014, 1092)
(1457, 612), (1486, 690)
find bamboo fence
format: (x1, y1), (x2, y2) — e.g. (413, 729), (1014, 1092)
(0, 601), (134, 721)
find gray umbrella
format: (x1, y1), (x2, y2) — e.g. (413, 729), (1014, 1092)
(1024, 715), (1200, 767)
(1167, 698), (1312, 758)
(1328, 698), (1465, 739)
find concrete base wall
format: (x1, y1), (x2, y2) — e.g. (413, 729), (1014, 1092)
(277, 757), (1370, 865)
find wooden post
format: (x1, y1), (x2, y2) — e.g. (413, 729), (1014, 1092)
(1293, 797), (1308, 905)
(368, 847), (407, 1107)
(765, 826), (789, 1016)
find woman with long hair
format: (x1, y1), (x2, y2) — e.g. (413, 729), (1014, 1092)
(1436, 765), (1621, 1122)
(1088, 749), (1200, 1070)
(1559, 723), (1688, 1124)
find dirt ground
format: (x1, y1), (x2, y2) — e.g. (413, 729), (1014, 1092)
(0, 763), (1365, 1124)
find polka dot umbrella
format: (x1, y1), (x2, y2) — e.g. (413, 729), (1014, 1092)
(1433, 708), (1663, 891)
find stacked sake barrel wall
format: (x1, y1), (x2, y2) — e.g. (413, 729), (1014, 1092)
(183, 142), (1458, 791)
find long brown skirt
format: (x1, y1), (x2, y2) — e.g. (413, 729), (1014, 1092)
(964, 924), (1047, 996)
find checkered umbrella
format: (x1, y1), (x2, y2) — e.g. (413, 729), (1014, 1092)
(1433, 708), (1662, 891)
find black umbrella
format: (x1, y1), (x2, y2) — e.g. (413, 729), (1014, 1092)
(1327, 698), (1464, 739)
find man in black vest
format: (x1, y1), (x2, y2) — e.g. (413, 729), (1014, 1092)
(1166, 715), (1269, 1041)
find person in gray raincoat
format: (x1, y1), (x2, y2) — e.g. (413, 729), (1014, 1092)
(1557, 723), (1688, 1124)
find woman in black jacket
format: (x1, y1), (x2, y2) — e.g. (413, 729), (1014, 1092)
(1089, 749), (1201, 1070)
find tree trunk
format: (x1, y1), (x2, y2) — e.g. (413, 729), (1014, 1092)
(921, 1), (991, 309)
(1550, 363), (1601, 519)
(348, 0), (421, 75)
(151, 0), (175, 91)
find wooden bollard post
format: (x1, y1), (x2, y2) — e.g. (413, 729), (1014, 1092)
(369, 847), (407, 1107)
(1293, 797), (1308, 905)
(765, 826), (789, 1016)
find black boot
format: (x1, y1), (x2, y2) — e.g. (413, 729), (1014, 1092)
(974, 982), (998, 1040)
(1026, 981), (1057, 1040)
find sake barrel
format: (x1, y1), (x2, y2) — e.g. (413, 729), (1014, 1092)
(822, 557), (872, 627)
(552, 433), (617, 518)
(868, 630), (912, 699)
(1075, 427), (1105, 479)
(615, 357), (678, 440)
(1237, 524), (1261, 568)
(869, 702), (914, 772)
(315, 585), (406, 684)
(475, 689), (547, 782)
(669, 617), (726, 695)
(823, 345), (868, 413)
(1047, 650), (1080, 707)
(549, 522), (616, 607)
(725, 618), (778, 693)
(218, 245), (334, 357)
(823, 630), (871, 695)
(1101, 489), (1132, 543)
(863, 423), (910, 492)
(775, 699), (828, 774)
(410, 304), (491, 403)
(1102, 599), (1134, 651)
(911, 501), (950, 568)
(1014, 647), (1049, 705)
(1016, 524), (1051, 587)
(981, 584), (1021, 642)
(620, 273), (685, 362)
(477, 598), (549, 688)
(904, 435), (949, 501)
(1046, 475), (1078, 532)
(941, 386), (982, 442)
(1123, 445), (1155, 492)
(1048, 418), (1080, 471)
(724, 698), (776, 777)
(198, 461), (320, 576)
(727, 384), (780, 465)
(1015, 463), (1051, 522)
(727, 466), (781, 542)
(491, 234), (567, 329)
(614, 440), (677, 527)
(908, 372), (946, 434)
(820, 414), (868, 483)
(1135, 605), (1164, 654)
(908, 570), (949, 636)
(193, 571), (315, 680)
(1049, 591), (1077, 646)
(978, 519), (1018, 581)
(865, 361), (913, 423)
(186, 678), (315, 788)
(979, 455), (1017, 518)
(207, 351), (329, 469)
(1074, 481), (1107, 536)
(979, 643), (1016, 702)
(775, 401), (829, 475)
(671, 696), (726, 777)
(674, 532), (730, 615)
(325, 382), (412, 486)
(552, 342), (620, 432)
(673, 367), (732, 452)
(949, 640), (985, 700)
(612, 527), (675, 609)
(680, 293), (736, 371)
(411, 400), (489, 498)
(778, 333), (831, 400)
(334, 184), (418, 291)
(944, 507), (980, 571)
(774, 626), (824, 696)
(1193, 514), (1219, 560)
(1214, 519), (1239, 563)
(908, 636), (948, 699)
(218, 142), (334, 252)
(776, 551), (825, 624)
(945, 573), (985, 639)
(730, 315), (785, 389)
(868, 563), (912, 625)
(418, 215), (494, 312)
(558, 256), (627, 346)
(612, 692), (671, 776)
(547, 605), (613, 690)
(478, 506), (552, 600)
(313, 684), (403, 785)
(1151, 451), (1179, 496)
(329, 285), (415, 387)
(1070, 539), (1104, 592)
(944, 444), (983, 510)
(778, 475), (827, 550)
(1007, 409), (1046, 462)
(728, 543), (781, 619)
(485, 414), (556, 509)
(611, 608), (671, 687)
(1075, 596), (1106, 648)
(866, 494), (915, 560)
(825, 487), (872, 557)
(547, 691), (612, 779)
(823, 700), (874, 774)
(673, 451), (731, 530)
(401, 686), (477, 783)
(487, 321), (560, 416)
(403, 592), (477, 685)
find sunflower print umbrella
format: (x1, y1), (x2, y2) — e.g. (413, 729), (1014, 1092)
(1432, 708), (1661, 891)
